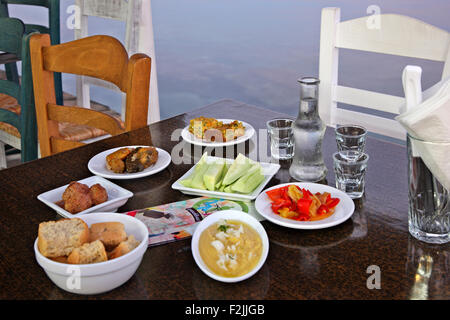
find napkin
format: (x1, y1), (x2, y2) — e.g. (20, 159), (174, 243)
(396, 68), (450, 190)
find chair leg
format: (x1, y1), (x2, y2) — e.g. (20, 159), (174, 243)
(0, 141), (7, 169)
(5, 62), (19, 84)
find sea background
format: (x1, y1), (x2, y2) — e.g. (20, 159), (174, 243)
(4, 0), (450, 122)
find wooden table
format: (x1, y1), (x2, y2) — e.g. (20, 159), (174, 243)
(0, 99), (448, 300)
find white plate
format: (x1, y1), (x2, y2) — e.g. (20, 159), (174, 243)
(255, 182), (355, 229)
(191, 209), (269, 283)
(171, 156), (280, 201)
(37, 176), (134, 218)
(181, 119), (255, 147)
(87, 146), (171, 180)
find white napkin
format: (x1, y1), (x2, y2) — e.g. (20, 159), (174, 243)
(396, 73), (450, 190)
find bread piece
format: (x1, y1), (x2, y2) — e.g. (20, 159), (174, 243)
(38, 218), (90, 258)
(89, 222), (127, 250)
(67, 240), (108, 264)
(50, 256), (68, 263)
(108, 235), (141, 260)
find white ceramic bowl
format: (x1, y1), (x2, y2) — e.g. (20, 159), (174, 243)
(37, 176), (133, 218)
(191, 209), (269, 283)
(34, 213), (149, 295)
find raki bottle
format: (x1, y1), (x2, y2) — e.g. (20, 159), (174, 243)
(289, 77), (327, 182)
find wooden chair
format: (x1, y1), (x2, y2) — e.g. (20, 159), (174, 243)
(319, 7), (450, 141)
(29, 33), (151, 157)
(0, 17), (37, 168)
(0, 0), (63, 105)
(74, 0), (160, 124)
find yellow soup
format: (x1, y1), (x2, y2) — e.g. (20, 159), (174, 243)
(198, 219), (263, 278)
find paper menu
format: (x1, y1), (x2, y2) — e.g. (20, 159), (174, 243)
(121, 197), (263, 247)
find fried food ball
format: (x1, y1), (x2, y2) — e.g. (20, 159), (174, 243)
(89, 183), (108, 205)
(62, 182), (93, 214)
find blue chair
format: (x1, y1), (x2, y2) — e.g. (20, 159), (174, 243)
(0, 17), (37, 166)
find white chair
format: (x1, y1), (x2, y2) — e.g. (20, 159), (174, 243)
(74, 0), (160, 124)
(319, 7), (450, 140)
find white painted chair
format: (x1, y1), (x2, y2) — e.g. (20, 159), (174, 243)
(319, 7), (450, 141)
(74, 0), (160, 124)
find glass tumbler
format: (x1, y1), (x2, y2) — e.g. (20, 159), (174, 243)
(335, 125), (367, 161)
(267, 118), (294, 160)
(407, 135), (450, 244)
(333, 151), (369, 199)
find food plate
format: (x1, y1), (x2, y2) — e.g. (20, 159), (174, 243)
(181, 119), (255, 147)
(254, 182), (355, 229)
(87, 146), (171, 179)
(171, 156), (280, 201)
(37, 176), (133, 218)
(191, 209), (269, 283)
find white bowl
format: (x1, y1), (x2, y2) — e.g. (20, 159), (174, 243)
(37, 176), (133, 218)
(34, 213), (149, 295)
(191, 209), (269, 283)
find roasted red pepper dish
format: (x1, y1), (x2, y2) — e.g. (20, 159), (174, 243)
(266, 185), (340, 221)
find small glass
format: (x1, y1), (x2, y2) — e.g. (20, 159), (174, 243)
(333, 151), (369, 199)
(408, 135), (450, 244)
(267, 118), (294, 160)
(335, 125), (367, 161)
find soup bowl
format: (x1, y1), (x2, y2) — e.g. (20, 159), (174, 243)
(191, 210), (269, 283)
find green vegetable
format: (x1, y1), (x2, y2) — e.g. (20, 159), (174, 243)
(231, 164), (265, 194)
(190, 153), (210, 190)
(217, 224), (230, 232)
(222, 154), (254, 186)
(215, 163), (230, 189)
(203, 159), (225, 191)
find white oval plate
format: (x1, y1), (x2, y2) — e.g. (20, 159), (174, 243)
(191, 210), (269, 283)
(255, 182), (355, 229)
(88, 146), (171, 180)
(181, 119), (255, 147)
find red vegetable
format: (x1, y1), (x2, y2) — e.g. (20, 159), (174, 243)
(326, 198), (340, 209)
(297, 198), (312, 216)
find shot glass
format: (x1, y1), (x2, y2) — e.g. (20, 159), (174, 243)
(335, 125), (367, 161)
(267, 118), (294, 160)
(333, 151), (369, 199)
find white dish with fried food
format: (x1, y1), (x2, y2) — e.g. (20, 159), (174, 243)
(181, 118), (255, 147)
(34, 213), (149, 295)
(87, 145), (171, 179)
(37, 176), (133, 218)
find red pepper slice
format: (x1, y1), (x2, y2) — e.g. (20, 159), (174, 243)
(325, 198), (340, 209)
(297, 198), (312, 216)
(271, 198), (291, 214)
(317, 204), (328, 215)
(266, 188), (283, 202)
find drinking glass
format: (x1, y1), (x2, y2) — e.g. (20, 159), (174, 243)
(333, 151), (369, 199)
(407, 135), (450, 244)
(335, 125), (367, 161)
(267, 118), (294, 160)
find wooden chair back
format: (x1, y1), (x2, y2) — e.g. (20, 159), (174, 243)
(319, 7), (450, 140)
(74, 0), (160, 124)
(29, 33), (151, 157)
(0, 17), (38, 165)
(0, 0), (63, 105)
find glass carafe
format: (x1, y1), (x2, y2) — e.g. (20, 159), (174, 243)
(289, 77), (327, 182)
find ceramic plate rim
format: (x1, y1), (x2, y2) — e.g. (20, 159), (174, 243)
(255, 182), (355, 229)
(181, 119), (255, 147)
(191, 209), (269, 283)
(87, 146), (171, 179)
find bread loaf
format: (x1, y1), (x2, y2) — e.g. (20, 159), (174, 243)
(38, 218), (89, 258)
(67, 240), (108, 264)
(89, 222), (127, 250)
(108, 235), (140, 260)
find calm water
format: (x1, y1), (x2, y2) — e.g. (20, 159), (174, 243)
(6, 0), (450, 120)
